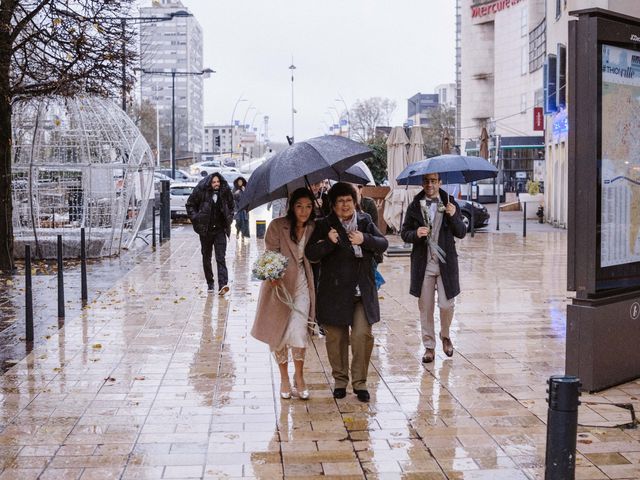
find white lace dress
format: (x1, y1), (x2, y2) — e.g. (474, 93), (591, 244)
(274, 230), (310, 361)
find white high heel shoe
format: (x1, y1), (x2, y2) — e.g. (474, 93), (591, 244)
(294, 381), (310, 400)
(280, 384), (292, 399)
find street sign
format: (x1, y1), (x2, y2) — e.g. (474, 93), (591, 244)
(533, 106), (544, 131)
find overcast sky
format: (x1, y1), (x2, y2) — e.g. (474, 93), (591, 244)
(179, 0), (456, 144)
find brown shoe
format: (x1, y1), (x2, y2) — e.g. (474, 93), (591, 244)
(441, 336), (454, 357)
(422, 348), (435, 363)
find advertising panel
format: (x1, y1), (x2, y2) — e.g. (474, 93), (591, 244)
(600, 44), (640, 268)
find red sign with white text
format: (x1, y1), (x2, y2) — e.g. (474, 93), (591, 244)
(471, 0), (524, 19)
(533, 107), (544, 131)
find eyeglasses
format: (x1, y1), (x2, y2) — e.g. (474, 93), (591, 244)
(423, 178), (440, 185)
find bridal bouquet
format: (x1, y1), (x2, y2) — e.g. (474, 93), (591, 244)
(252, 251), (288, 281)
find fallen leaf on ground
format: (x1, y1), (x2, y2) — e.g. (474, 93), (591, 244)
(91, 343), (102, 349)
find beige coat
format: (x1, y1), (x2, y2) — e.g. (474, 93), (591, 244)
(251, 217), (316, 349)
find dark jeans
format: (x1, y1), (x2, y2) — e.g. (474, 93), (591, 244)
(235, 210), (250, 238)
(199, 230), (228, 287)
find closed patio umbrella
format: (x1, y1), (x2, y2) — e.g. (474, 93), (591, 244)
(479, 127), (490, 160)
(383, 127), (410, 232)
(407, 126), (424, 166)
(441, 127), (452, 154)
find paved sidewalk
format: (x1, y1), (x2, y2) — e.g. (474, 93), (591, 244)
(0, 225), (638, 479)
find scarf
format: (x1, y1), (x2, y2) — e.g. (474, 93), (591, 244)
(340, 213), (362, 258)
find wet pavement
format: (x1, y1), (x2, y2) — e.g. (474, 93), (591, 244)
(0, 217), (638, 479)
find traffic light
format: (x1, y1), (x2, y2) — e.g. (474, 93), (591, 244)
(215, 136), (220, 147)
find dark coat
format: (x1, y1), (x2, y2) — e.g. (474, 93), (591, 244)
(305, 211), (388, 327)
(186, 174), (235, 237)
(400, 189), (466, 299)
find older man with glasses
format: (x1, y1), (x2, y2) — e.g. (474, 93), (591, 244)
(400, 173), (466, 363)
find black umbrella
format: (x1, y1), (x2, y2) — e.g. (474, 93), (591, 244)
(238, 135), (372, 210)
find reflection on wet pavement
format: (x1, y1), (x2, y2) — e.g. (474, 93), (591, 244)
(0, 225), (637, 478)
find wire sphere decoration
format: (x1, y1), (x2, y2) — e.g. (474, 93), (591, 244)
(11, 96), (155, 259)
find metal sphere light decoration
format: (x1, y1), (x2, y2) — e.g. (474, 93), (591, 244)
(11, 96), (155, 259)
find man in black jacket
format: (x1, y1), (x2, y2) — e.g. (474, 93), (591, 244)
(401, 173), (466, 363)
(186, 172), (235, 295)
(306, 183), (388, 402)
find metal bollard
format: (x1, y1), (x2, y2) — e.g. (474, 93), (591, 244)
(25, 245), (34, 342)
(80, 228), (88, 304)
(523, 202), (527, 237)
(152, 206), (157, 248)
(57, 235), (65, 318)
(160, 179), (171, 240)
(470, 204), (475, 238)
(545, 375), (581, 480)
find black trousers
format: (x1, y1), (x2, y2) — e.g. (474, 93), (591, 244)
(199, 230), (228, 287)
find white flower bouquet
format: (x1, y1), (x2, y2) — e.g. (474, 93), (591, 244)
(252, 250), (288, 281)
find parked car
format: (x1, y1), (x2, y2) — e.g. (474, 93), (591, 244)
(188, 159), (222, 177)
(156, 168), (198, 182)
(169, 182), (197, 219)
(153, 171), (173, 184)
(457, 198), (490, 231)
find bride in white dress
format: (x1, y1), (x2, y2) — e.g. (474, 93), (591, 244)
(251, 188), (317, 400)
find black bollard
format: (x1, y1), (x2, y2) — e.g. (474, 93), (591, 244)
(25, 245), (34, 342)
(152, 206), (156, 248)
(470, 204), (475, 238)
(523, 202), (527, 237)
(80, 228), (88, 304)
(545, 375), (581, 480)
(57, 235), (65, 318)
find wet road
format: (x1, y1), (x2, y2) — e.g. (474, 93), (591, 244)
(0, 214), (637, 479)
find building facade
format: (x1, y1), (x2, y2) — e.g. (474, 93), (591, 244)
(406, 93), (440, 127)
(435, 83), (457, 108)
(139, 0), (204, 160)
(203, 124), (248, 156)
(543, 0), (640, 228)
(459, 0), (546, 194)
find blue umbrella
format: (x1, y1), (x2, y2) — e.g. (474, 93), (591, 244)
(396, 154), (498, 186)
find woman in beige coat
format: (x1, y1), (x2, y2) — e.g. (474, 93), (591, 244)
(251, 188), (316, 399)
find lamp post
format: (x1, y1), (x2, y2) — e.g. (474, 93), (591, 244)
(230, 96), (247, 157)
(289, 61), (296, 143)
(335, 94), (350, 138)
(135, 67), (214, 179)
(110, 10), (192, 111)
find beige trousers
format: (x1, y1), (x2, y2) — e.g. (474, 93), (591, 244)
(323, 302), (373, 390)
(418, 272), (454, 349)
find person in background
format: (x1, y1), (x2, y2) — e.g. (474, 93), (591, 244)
(355, 184), (378, 226)
(267, 197), (287, 219)
(251, 188), (316, 400)
(306, 182), (388, 403)
(309, 180), (330, 217)
(186, 172), (235, 295)
(232, 176), (250, 239)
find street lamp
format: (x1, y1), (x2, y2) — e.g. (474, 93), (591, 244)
(109, 10), (193, 111)
(335, 94), (350, 138)
(242, 105), (256, 127)
(135, 67), (214, 179)
(289, 61), (296, 144)
(230, 96), (247, 157)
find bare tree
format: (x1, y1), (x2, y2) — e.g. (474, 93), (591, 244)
(0, 0), (137, 272)
(422, 106), (456, 158)
(349, 97), (396, 142)
(129, 99), (172, 164)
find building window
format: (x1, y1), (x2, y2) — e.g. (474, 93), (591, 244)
(556, 44), (567, 108)
(529, 19), (546, 73)
(521, 8), (528, 37)
(556, 0), (562, 19)
(521, 45), (528, 75)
